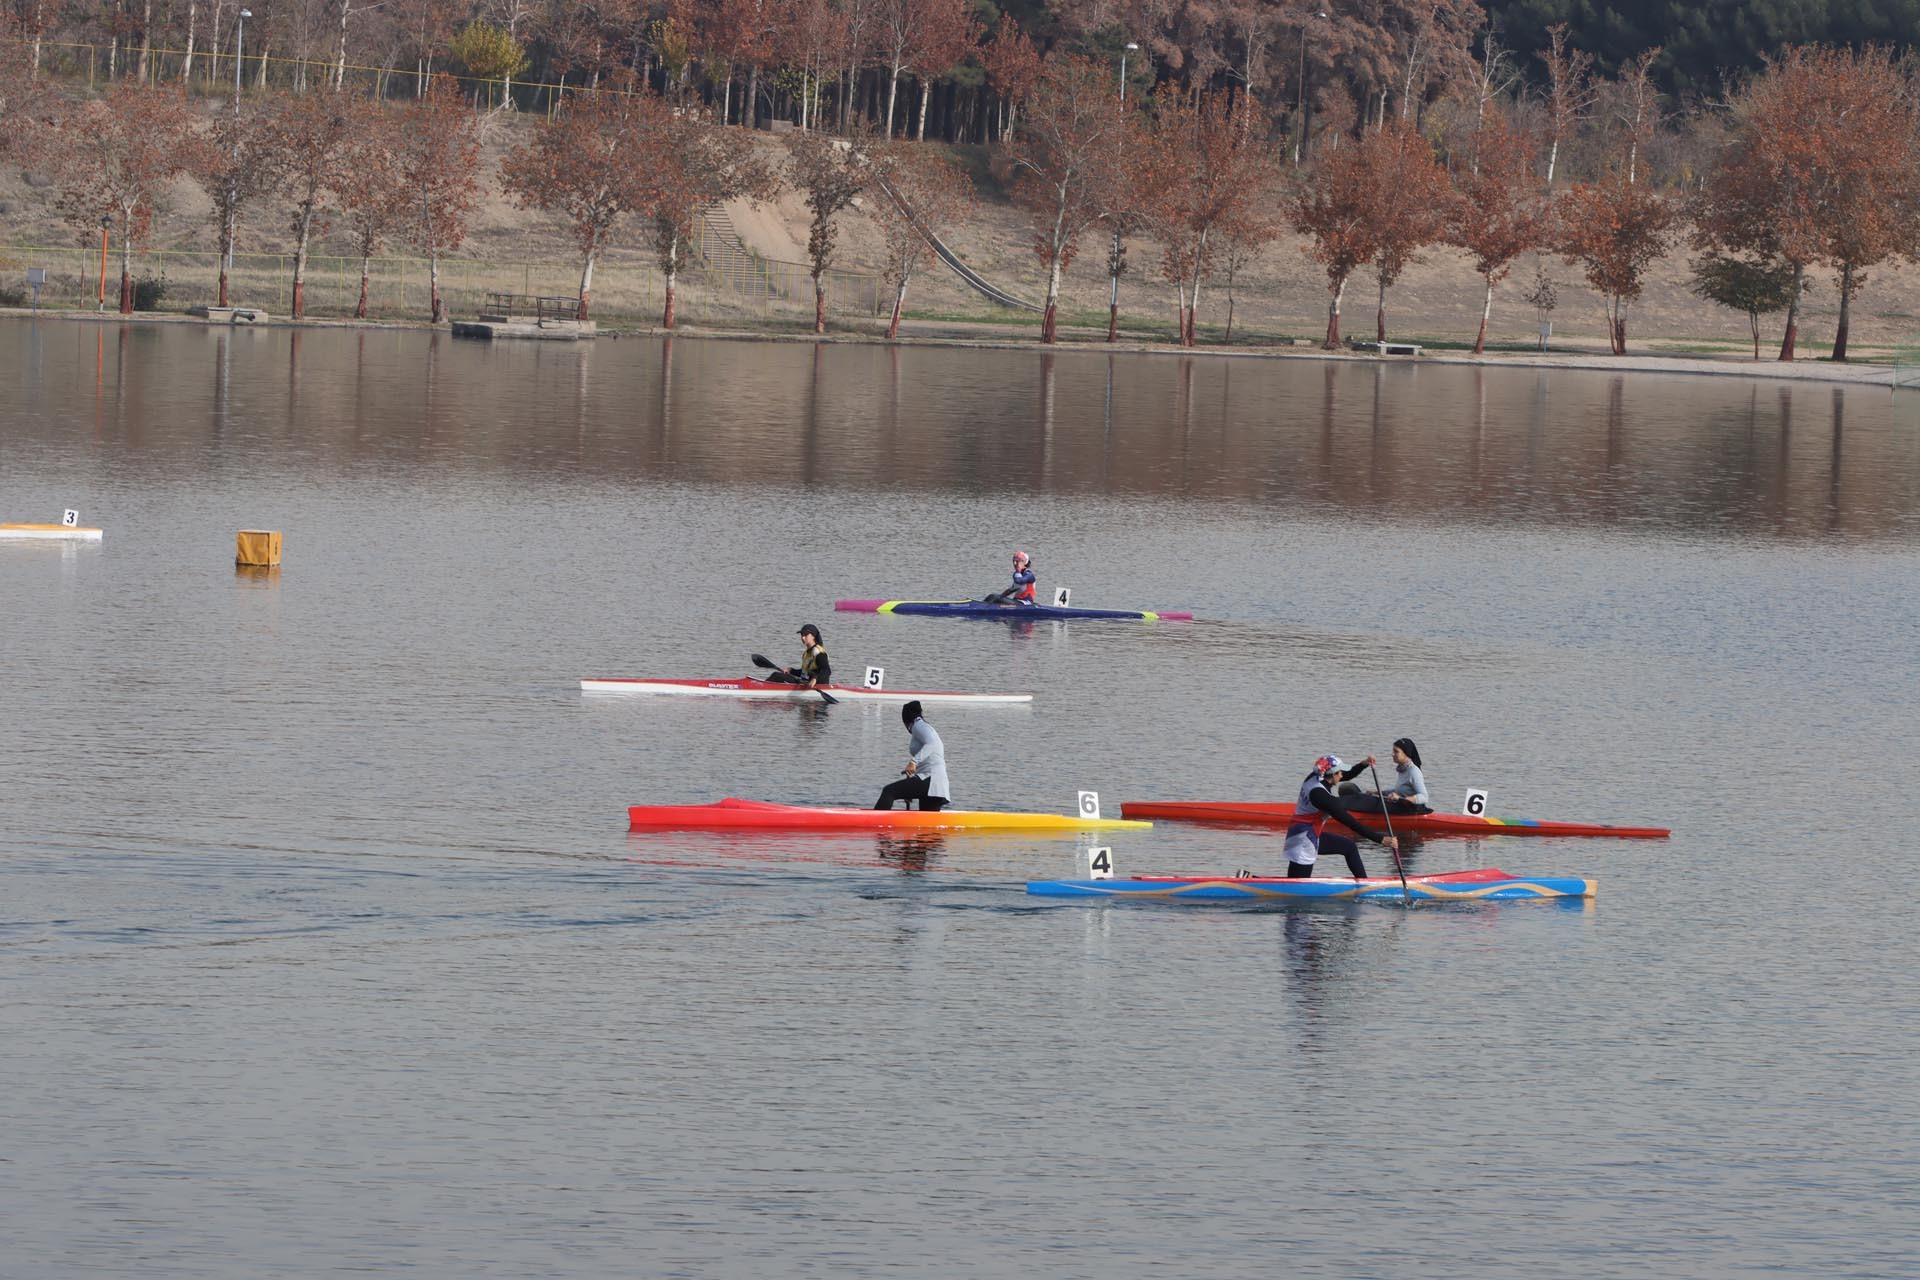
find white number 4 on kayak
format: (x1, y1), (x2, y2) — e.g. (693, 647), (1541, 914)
(1086, 847), (1114, 879)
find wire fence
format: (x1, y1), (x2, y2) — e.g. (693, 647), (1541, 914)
(33, 39), (657, 115)
(0, 240), (886, 325)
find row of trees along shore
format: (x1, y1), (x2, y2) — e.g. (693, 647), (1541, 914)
(4, 14), (1919, 359)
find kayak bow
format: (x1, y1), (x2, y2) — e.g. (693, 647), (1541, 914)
(628, 798), (1151, 832)
(1119, 801), (1669, 839)
(582, 677), (1032, 705)
(1027, 867), (1597, 902)
(836, 598), (1193, 622)
(0, 522), (104, 542)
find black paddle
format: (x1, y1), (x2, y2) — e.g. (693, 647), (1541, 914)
(750, 653), (837, 704)
(1368, 760), (1411, 906)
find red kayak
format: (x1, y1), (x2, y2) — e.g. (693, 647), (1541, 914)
(1118, 801), (1669, 839)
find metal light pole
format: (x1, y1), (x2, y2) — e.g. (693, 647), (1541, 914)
(1108, 42), (1139, 343)
(97, 215), (110, 311)
(224, 8), (252, 305)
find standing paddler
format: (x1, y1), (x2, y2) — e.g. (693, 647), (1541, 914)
(874, 700), (950, 812)
(1283, 754), (1400, 879)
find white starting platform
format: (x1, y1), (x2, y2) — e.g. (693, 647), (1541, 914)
(1, 520), (103, 542)
(1373, 341), (1423, 356)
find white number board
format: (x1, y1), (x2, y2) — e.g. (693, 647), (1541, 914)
(863, 666), (885, 689)
(1052, 586), (1072, 608)
(1077, 790), (1101, 821)
(62, 509), (79, 527)
(1086, 847), (1114, 880)
(1463, 788), (1490, 817)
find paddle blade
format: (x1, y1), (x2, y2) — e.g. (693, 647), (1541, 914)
(750, 653), (778, 669)
(815, 687), (839, 705)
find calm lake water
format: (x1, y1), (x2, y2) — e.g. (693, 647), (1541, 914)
(3, 320), (1918, 1278)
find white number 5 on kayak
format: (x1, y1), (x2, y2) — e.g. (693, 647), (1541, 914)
(864, 666), (885, 689)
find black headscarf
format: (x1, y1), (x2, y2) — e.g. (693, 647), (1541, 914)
(1393, 737), (1422, 769)
(902, 700), (924, 728)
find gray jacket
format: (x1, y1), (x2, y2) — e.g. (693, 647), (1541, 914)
(908, 719), (950, 800)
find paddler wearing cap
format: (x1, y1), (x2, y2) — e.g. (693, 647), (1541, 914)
(1283, 754), (1400, 878)
(772, 624), (832, 688)
(986, 551), (1037, 606)
(873, 701), (950, 812)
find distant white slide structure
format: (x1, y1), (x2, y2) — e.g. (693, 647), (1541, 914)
(872, 174), (1043, 313)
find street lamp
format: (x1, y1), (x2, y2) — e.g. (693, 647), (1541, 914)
(1108, 41), (1141, 343)
(225, 9), (252, 305)
(1294, 11), (1328, 165)
(1119, 41), (1139, 103)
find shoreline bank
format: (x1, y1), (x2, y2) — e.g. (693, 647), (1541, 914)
(4, 306), (1905, 390)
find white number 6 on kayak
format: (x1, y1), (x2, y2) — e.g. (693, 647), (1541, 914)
(1053, 587), (1071, 607)
(864, 666), (884, 689)
(1077, 790), (1101, 820)
(1463, 788), (1490, 816)
(1086, 846), (1113, 879)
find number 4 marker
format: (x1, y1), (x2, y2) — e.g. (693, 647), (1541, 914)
(1086, 847), (1114, 880)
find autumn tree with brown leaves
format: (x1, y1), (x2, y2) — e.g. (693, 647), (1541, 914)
(55, 82), (199, 313)
(1357, 119), (1452, 343)
(271, 93), (354, 319)
(194, 100), (284, 308)
(866, 139), (971, 338)
(786, 129), (869, 333)
(637, 95), (769, 328)
(981, 15), (1040, 144)
(335, 104), (407, 319)
(501, 90), (654, 319)
(393, 74), (481, 323)
(1448, 109), (1548, 353)
(1557, 163), (1676, 354)
(1693, 45), (1920, 361)
(1005, 54), (1125, 343)
(1137, 88), (1282, 346)
(1292, 131), (1376, 349)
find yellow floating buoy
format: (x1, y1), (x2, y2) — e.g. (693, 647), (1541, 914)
(236, 529), (282, 567)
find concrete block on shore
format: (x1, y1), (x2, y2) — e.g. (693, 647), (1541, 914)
(189, 306), (269, 324)
(451, 318), (596, 341)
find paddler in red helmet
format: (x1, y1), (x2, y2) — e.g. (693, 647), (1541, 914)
(987, 551), (1037, 606)
(1282, 754), (1399, 879)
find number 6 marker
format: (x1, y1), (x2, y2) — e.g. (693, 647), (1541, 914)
(1463, 787), (1490, 817)
(1086, 847), (1114, 880)
(1077, 790), (1101, 820)
(864, 666), (885, 690)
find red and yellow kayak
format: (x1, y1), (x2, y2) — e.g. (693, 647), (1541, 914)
(629, 798), (1151, 832)
(1118, 801), (1669, 839)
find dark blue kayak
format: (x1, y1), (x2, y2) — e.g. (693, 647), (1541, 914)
(836, 598), (1194, 621)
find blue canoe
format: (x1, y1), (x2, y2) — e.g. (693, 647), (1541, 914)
(837, 598), (1194, 622)
(1026, 867), (1596, 902)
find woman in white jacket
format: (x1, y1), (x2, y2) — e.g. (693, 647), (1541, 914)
(873, 701), (951, 812)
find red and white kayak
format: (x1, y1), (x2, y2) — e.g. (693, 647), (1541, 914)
(1119, 800), (1669, 839)
(580, 677), (1032, 705)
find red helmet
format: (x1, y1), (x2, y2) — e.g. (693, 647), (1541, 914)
(1012, 551), (1030, 565)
